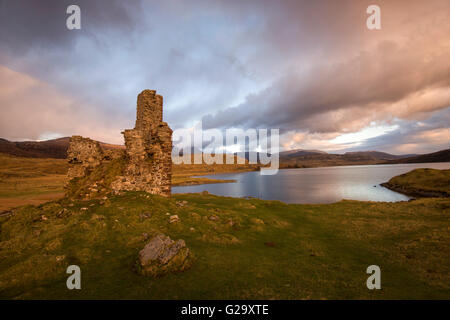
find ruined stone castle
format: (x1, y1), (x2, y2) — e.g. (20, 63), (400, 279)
(67, 90), (173, 197)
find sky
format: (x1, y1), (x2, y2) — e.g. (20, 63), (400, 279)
(0, 0), (449, 154)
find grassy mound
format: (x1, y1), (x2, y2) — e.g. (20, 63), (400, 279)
(1, 192), (449, 299)
(382, 168), (450, 198)
(65, 157), (128, 199)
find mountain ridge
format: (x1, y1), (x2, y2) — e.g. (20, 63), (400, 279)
(0, 137), (124, 159)
(0, 137), (448, 167)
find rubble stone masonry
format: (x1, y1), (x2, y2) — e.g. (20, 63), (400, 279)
(67, 90), (173, 196)
(67, 136), (104, 180)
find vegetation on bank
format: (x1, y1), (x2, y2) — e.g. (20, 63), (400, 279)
(381, 168), (450, 198)
(172, 155), (258, 186)
(0, 191), (449, 299)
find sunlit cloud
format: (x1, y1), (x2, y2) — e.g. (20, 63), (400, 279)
(330, 124), (399, 145)
(0, 0), (448, 154)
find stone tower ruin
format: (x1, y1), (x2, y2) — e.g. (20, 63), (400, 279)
(67, 89), (172, 197)
(111, 90), (172, 195)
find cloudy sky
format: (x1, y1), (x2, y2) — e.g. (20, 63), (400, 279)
(0, 0), (449, 154)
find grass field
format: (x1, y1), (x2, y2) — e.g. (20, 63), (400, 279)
(1, 153), (449, 299)
(0, 154), (67, 211)
(0, 192), (448, 299)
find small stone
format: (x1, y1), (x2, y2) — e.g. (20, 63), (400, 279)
(170, 215), (180, 223)
(56, 208), (69, 218)
(56, 255), (65, 262)
(189, 227), (195, 232)
(190, 212), (201, 220)
(41, 215), (48, 221)
(80, 207), (88, 211)
(209, 215), (219, 221)
(226, 219), (235, 226)
(251, 218), (265, 225)
(176, 200), (188, 207)
(140, 212), (152, 220)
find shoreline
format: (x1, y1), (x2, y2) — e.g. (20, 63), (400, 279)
(380, 182), (449, 198)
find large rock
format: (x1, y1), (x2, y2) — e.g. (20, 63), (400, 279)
(136, 234), (192, 277)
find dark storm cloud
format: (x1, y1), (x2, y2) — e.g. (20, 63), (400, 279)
(0, 0), (449, 153)
(202, 0), (450, 133)
(0, 0), (138, 53)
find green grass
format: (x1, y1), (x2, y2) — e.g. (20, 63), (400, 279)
(1, 156), (449, 299)
(1, 192), (449, 299)
(382, 168), (450, 197)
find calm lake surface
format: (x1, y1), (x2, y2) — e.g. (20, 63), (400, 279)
(173, 162), (450, 204)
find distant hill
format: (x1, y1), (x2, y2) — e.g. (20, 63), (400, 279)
(1, 137), (448, 168)
(278, 149), (447, 168)
(384, 149), (450, 164)
(0, 137), (70, 158)
(0, 137), (124, 159)
(343, 151), (416, 160)
(279, 149), (327, 157)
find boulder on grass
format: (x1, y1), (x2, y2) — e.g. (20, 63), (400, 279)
(136, 234), (192, 277)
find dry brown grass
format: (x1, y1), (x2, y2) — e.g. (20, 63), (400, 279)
(0, 153), (258, 211)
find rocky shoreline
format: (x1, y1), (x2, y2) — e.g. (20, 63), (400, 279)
(380, 182), (449, 198)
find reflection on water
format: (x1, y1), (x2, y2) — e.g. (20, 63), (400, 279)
(172, 162), (450, 204)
